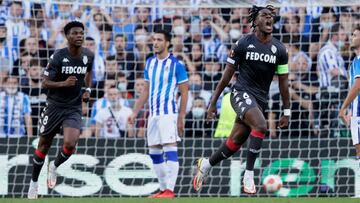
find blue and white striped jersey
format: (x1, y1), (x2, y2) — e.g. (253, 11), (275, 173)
(349, 55), (360, 117)
(0, 91), (31, 137)
(144, 54), (188, 117)
(317, 41), (347, 88)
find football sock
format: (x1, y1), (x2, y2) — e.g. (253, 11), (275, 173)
(149, 148), (167, 191)
(31, 149), (46, 182)
(54, 145), (75, 167)
(164, 146), (179, 192)
(209, 137), (241, 166)
(246, 130), (265, 171)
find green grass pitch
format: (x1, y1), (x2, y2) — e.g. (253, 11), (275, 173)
(1, 198), (359, 203)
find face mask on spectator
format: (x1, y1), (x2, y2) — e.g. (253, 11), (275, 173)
(5, 87), (17, 95)
(163, 9), (176, 17)
(320, 21), (334, 29)
(204, 70), (217, 77)
(59, 11), (71, 18)
(229, 29), (241, 39)
(192, 107), (205, 118)
(173, 26), (186, 36)
(135, 34), (147, 43)
(189, 83), (202, 92)
(336, 40), (345, 49)
(117, 82), (127, 91)
(0, 37), (5, 43)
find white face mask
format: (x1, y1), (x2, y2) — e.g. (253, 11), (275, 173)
(321, 21), (334, 29)
(5, 87), (17, 95)
(336, 40), (345, 50)
(229, 29), (241, 39)
(173, 26), (186, 36)
(135, 35), (147, 43)
(117, 82), (127, 91)
(204, 70), (217, 77)
(192, 107), (205, 118)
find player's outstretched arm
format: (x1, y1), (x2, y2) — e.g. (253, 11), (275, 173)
(42, 76), (77, 89)
(207, 64), (235, 119)
(278, 73), (290, 128)
(340, 78), (360, 125)
(129, 82), (150, 124)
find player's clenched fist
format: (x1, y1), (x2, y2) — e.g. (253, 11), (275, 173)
(82, 91), (90, 103)
(128, 113), (137, 125)
(206, 103), (217, 121)
(63, 76), (77, 87)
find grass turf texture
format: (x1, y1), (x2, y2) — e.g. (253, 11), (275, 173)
(1, 198), (359, 203)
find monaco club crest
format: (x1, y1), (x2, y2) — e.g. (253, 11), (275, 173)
(83, 55), (88, 65)
(271, 45), (277, 54)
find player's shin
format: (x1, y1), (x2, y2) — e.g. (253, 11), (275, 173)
(164, 146), (179, 192)
(246, 130), (265, 171)
(149, 148), (167, 191)
(54, 145), (75, 167)
(208, 137), (241, 167)
(31, 149), (46, 182)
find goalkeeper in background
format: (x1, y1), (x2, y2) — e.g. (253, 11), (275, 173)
(193, 5), (290, 194)
(129, 29), (189, 198)
(339, 26), (360, 170)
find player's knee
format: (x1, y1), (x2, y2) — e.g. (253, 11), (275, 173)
(149, 148), (164, 164)
(163, 146), (178, 162)
(62, 144), (76, 155)
(253, 123), (267, 135)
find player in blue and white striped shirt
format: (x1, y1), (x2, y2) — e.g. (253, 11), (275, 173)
(339, 26), (360, 170)
(130, 29), (188, 198)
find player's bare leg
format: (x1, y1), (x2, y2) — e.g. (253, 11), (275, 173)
(193, 118), (250, 191)
(48, 127), (80, 189)
(242, 107), (267, 194)
(28, 136), (54, 199)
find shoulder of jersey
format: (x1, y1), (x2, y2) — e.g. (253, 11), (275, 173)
(82, 47), (95, 57)
(50, 48), (66, 60)
(272, 37), (287, 52)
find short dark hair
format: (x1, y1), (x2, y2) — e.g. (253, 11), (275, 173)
(30, 59), (40, 67)
(154, 29), (172, 42)
(99, 23), (112, 32)
(63, 21), (84, 35)
(354, 26), (360, 32)
(106, 55), (116, 61)
(85, 36), (95, 41)
(114, 34), (127, 41)
(134, 25), (148, 33)
(329, 24), (343, 39)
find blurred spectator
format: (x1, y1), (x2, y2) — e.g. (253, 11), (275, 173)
(185, 97), (215, 137)
(202, 56), (222, 91)
(21, 59), (46, 136)
(189, 43), (203, 72)
(84, 36), (105, 84)
(133, 25), (151, 64)
(187, 73), (211, 111)
(98, 23), (115, 58)
(13, 51), (32, 86)
(339, 7), (353, 34)
(133, 6), (152, 32)
(5, 1), (30, 55)
(116, 71), (133, 105)
(111, 6), (135, 51)
(113, 34), (137, 90)
(309, 7), (337, 60)
(0, 75), (32, 137)
(0, 24), (14, 65)
(0, 57), (10, 90)
(95, 86), (134, 138)
(317, 24), (348, 136)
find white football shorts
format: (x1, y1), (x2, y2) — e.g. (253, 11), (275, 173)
(350, 117), (360, 145)
(146, 114), (181, 146)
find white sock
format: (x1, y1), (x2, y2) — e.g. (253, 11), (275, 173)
(149, 148), (167, 191)
(244, 170), (254, 179)
(201, 158), (211, 172)
(164, 146), (179, 192)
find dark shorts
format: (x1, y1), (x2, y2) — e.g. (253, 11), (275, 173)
(39, 103), (82, 137)
(230, 89), (266, 120)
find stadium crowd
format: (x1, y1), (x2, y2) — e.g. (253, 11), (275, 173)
(0, 0), (359, 138)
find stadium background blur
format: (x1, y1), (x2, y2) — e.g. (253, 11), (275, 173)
(0, 0), (360, 198)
